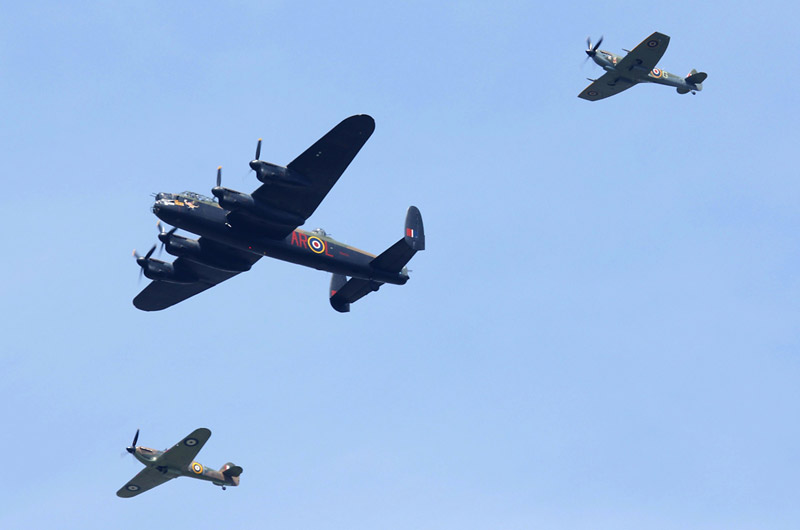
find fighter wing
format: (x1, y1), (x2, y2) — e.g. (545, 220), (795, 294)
(251, 114), (375, 222)
(157, 428), (212, 469)
(133, 240), (261, 311)
(116, 467), (174, 498)
(614, 31), (670, 75)
(578, 71), (638, 101)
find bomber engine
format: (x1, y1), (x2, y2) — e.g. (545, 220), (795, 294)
(249, 160), (310, 188)
(211, 186), (305, 227)
(134, 248), (197, 284)
(158, 228), (253, 273)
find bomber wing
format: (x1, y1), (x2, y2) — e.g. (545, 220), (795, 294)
(157, 428), (212, 469)
(578, 71), (637, 101)
(251, 114), (375, 223)
(133, 240), (261, 311)
(117, 467), (173, 498)
(614, 31), (670, 76)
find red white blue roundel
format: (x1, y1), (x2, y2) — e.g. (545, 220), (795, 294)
(647, 39), (659, 48)
(184, 438), (198, 446)
(307, 236), (326, 254)
(192, 462), (203, 474)
(126, 484), (140, 491)
(651, 68), (662, 77)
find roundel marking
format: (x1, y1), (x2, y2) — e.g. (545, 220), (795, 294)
(126, 484), (140, 491)
(184, 438), (198, 446)
(191, 462), (204, 474)
(647, 39), (659, 48)
(651, 68), (661, 77)
(587, 90), (599, 97)
(307, 236), (326, 254)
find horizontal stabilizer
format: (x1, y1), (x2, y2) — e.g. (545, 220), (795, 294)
(371, 238), (416, 273)
(685, 71), (707, 85)
(370, 206), (425, 272)
(329, 274), (382, 313)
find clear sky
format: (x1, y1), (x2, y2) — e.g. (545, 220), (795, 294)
(2, 1), (798, 529)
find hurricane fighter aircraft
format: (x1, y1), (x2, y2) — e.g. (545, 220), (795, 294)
(117, 428), (242, 498)
(132, 115), (425, 312)
(579, 32), (707, 101)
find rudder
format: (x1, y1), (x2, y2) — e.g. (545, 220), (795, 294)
(404, 206), (425, 251)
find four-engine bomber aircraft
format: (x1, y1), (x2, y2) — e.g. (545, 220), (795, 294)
(117, 428), (242, 498)
(132, 115), (425, 312)
(579, 32), (707, 101)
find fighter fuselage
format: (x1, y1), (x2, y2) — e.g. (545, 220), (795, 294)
(132, 446), (238, 486)
(590, 50), (701, 91)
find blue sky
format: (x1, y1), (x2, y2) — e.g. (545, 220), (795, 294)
(2, 1), (799, 528)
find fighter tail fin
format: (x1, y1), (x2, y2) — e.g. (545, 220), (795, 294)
(685, 68), (707, 88)
(219, 462), (242, 486)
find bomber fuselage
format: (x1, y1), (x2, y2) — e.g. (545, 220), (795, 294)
(151, 192), (409, 286)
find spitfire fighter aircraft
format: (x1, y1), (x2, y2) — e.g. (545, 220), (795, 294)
(117, 428), (242, 498)
(132, 115), (425, 312)
(579, 32), (707, 101)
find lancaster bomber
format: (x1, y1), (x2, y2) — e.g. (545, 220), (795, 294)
(132, 115), (425, 312)
(579, 32), (708, 101)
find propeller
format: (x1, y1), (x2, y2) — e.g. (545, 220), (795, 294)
(126, 428), (140, 455)
(249, 138), (264, 178)
(585, 35), (603, 59)
(156, 221), (177, 255)
(132, 245), (157, 281)
(212, 166), (224, 203)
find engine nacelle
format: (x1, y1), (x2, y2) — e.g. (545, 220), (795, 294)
(141, 259), (196, 284)
(212, 187), (256, 211)
(212, 187), (305, 227)
(163, 234), (202, 257)
(250, 161), (310, 187)
(162, 233), (253, 273)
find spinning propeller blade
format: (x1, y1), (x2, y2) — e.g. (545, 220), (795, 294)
(216, 166), (222, 188)
(157, 221), (177, 255)
(126, 428), (140, 454)
(585, 35), (603, 58)
(133, 245), (157, 282)
(254, 138), (262, 161)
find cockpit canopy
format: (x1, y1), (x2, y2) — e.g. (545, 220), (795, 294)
(180, 191), (216, 204)
(311, 228), (327, 237)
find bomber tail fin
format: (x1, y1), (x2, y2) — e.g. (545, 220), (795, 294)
(370, 206), (425, 273)
(328, 206), (425, 313)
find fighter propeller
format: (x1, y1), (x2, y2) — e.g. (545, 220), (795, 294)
(126, 429), (140, 455)
(584, 35), (603, 63)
